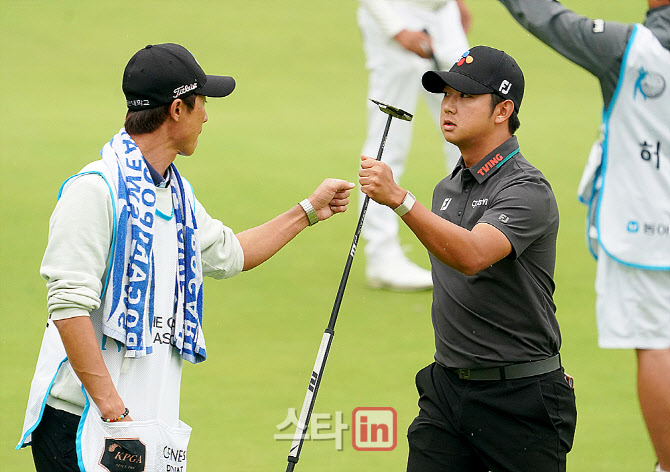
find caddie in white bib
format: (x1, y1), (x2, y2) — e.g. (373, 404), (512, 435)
(584, 24), (670, 270)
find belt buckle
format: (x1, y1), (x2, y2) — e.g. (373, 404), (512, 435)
(456, 368), (471, 380)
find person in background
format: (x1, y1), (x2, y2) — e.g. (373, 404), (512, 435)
(498, 2), (670, 470)
(357, 0), (471, 291)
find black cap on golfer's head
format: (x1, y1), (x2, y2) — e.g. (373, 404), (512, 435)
(122, 43), (236, 111)
(422, 46), (524, 112)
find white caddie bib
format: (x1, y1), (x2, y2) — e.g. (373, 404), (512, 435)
(19, 162), (195, 471)
(588, 25), (670, 269)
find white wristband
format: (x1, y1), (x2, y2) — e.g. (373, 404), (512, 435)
(299, 199), (319, 226)
(393, 191), (416, 217)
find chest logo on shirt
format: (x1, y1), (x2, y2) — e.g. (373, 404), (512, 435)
(440, 198), (453, 211)
(471, 198), (489, 208)
(634, 67), (666, 100)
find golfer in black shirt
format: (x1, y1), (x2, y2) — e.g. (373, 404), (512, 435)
(359, 46), (577, 471)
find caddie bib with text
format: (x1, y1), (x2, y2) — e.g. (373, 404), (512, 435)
(596, 24), (670, 269)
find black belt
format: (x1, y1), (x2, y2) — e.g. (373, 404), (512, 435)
(449, 355), (561, 381)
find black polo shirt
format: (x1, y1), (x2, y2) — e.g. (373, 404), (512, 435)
(430, 136), (561, 369)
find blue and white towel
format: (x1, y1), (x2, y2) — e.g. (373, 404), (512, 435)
(100, 129), (206, 364)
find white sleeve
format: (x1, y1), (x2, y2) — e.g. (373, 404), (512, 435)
(359, 0), (406, 38)
(41, 174), (114, 320)
(195, 200), (245, 279)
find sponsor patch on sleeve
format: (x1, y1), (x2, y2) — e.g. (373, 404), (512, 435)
(592, 19), (605, 34)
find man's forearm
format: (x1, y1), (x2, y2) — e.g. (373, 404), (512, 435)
(54, 316), (127, 420)
(401, 202), (512, 276)
(235, 205), (309, 271)
(235, 178), (353, 271)
(359, 158), (512, 275)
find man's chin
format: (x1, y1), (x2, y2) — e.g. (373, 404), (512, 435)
(442, 133), (459, 146)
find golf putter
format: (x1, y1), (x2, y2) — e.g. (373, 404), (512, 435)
(284, 100), (412, 472)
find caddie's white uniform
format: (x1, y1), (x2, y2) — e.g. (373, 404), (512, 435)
(18, 158), (244, 470)
(498, 3), (670, 469)
(582, 25), (670, 348)
(357, 0), (469, 286)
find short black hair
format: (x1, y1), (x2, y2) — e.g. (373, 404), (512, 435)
(490, 94), (520, 135)
(125, 94), (197, 135)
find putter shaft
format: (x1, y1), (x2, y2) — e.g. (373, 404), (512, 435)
(284, 110), (397, 471)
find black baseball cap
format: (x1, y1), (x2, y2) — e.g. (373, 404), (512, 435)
(422, 46), (524, 111)
(123, 43), (236, 111)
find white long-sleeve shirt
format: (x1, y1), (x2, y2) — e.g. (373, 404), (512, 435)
(41, 164), (244, 322)
(359, 0), (449, 37)
(39, 162), (244, 414)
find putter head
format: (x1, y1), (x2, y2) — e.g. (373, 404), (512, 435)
(370, 99), (413, 121)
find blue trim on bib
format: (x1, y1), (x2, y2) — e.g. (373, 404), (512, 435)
(58, 171), (119, 298)
(585, 210), (600, 261)
(76, 386), (90, 472)
(15, 357), (69, 449)
(592, 25), (669, 270)
(156, 207), (174, 220)
(181, 176), (196, 203)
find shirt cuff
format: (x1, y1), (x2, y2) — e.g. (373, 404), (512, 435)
(49, 308), (90, 321)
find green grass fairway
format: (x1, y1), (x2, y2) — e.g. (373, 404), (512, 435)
(1, 1), (654, 470)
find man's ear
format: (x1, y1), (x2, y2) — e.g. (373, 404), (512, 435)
(169, 99), (183, 122)
(494, 99), (515, 125)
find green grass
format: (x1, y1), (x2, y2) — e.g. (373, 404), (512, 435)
(1, 1), (654, 470)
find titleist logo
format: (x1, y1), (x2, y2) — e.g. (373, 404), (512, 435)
(173, 82), (198, 98)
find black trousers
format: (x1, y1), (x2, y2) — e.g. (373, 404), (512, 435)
(31, 404), (81, 472)
(406, 362), (577, 472)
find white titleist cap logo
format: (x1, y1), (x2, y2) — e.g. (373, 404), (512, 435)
(173, 82), (198, 98)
